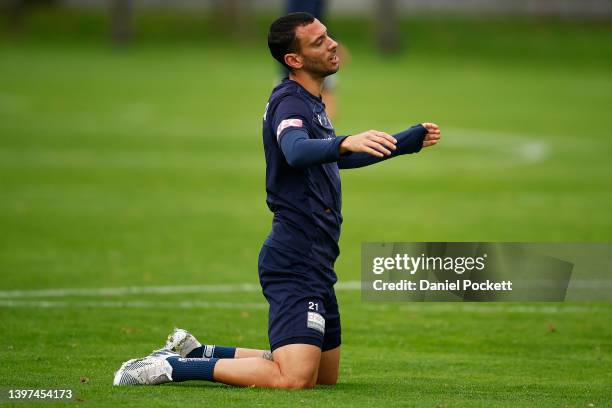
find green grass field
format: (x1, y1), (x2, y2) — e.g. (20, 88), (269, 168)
(1, 11), (611, 407)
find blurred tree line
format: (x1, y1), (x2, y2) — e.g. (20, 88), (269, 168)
(2, 0), (402, 53)
(4, 0), (58, 33)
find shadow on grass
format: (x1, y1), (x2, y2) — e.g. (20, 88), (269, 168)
(161, 380), (385, 392)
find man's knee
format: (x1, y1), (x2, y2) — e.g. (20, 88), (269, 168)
(272, 343), (321, 389)
(280, 375), (317, 390)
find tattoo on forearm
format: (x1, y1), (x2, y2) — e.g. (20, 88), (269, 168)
(263, 351), (273, 361)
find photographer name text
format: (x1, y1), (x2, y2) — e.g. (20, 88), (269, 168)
(372, 279), (513, 292)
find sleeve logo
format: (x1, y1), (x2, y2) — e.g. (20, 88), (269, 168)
(306, 311), (325, 334)
(276, 118), (303, 140)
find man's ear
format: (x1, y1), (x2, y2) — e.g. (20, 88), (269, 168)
(284, 53), (303, 70)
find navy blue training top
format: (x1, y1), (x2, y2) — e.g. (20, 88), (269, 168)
(261, 78), (428, 275)
(262, 79), (345, 270)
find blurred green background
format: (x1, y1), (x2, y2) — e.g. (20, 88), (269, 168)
(1, 4), (610, 289)
(0, 3), (611, 406)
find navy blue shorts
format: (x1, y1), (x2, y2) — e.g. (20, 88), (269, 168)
(258, 244), (341, 352)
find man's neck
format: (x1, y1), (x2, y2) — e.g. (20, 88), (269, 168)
(288, 71), (324, 99)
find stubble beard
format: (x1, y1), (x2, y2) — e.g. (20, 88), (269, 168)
(303, 55), (339, 79)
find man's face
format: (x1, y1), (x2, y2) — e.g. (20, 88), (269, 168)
(293, 19), (339, 77)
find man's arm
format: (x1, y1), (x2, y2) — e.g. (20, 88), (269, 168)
(279, 128), (347, 168)
(338, 123), (441, 169)
(280, 127), (402, 169)
(272, 95), (360, 169)
(272, 89), (440, 168)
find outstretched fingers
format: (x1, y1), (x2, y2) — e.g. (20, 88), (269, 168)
(422, 122), (440, 133)
(421, 123), (441, 148)
(371, 131), (397, 146)
(340, 129), (399, 157)
(365, 139), (391, 156)
(365, 131), (396, 156)
(362, 143), (386, 157)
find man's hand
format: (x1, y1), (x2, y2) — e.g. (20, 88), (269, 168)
(339, 130), (397, 158)
(422, 123), (441, 148)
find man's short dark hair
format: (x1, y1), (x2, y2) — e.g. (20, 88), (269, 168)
(268, 12), (315, 70)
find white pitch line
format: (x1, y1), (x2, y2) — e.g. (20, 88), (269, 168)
(444, 127), (552, 163)
(0, 299), (267, 309)
(0, 283), (262, 299)
(0, 280), (362, 299)
(0, 299), (603, 314)
(1, 279), (607, 299)
(0, 281), (607, 314)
